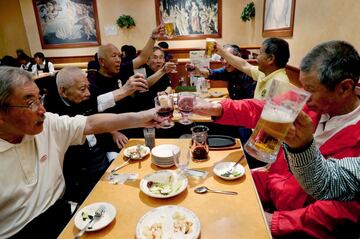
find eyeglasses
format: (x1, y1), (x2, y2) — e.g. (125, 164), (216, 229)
(7, 97), (44, 112)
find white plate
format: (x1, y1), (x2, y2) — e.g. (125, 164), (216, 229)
(136, 205), (201, 239)
(124, 145), (150, 160)
(140, 170), (188, 198)
(213, 162), (245, 180)
(151, 161), (175, 168)
(74, 202), (116, 232)
(209, 91), (224, 98)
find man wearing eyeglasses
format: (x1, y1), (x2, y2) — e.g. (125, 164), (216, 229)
(0, 67), (162, 239)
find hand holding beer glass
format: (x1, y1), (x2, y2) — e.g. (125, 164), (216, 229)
(163, 17), (175, 39)
(244, 79), (310, 163)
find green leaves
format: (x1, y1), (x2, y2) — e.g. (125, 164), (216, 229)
(241, 2), (255, 22)
(116, 15), (136, 29)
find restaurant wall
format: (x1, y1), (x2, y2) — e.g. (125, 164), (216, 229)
(0, 0), (30, 57)
(253, 0), (360, 66)
(15, 0), (360, 67)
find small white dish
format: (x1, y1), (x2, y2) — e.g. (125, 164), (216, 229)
(124, 145), (150, 160)
(74, 202), (116, 232)
(209, 91), (224, 98)
(213, 162), (245, 180)
(140, 170), (188, 198)
(136, 205), (201, 239)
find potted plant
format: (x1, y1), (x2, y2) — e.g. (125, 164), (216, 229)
(241, 2), (255, 22)
(116, 15), (136, 29)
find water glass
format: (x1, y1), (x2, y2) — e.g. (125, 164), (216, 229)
(143, 128), (155, 149)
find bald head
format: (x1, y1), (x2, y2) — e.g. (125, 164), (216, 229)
(97, 44), (121, 76)
(56, 67), (90, 104)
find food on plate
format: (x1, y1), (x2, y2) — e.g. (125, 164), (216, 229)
(146, 175), (182, 196)
(173, 211), (193, 234)
(221, 169), (242, 178)
(142, 212), (194, 239)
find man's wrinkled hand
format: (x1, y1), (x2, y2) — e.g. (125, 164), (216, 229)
(284, 111), (314, 149)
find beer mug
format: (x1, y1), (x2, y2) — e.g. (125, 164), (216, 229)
(205, 38), (216, 57)
(244, 79), (310, 163)
(191, 125), (209, 160)
(163, 17), (175, 39)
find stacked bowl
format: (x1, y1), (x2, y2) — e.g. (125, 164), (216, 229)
(151, 144), (180, 168)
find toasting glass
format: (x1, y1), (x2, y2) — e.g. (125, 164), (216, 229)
(177, 92), (195, 125)
(154, 95), (175, 129)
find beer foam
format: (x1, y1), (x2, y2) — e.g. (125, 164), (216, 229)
(261, 108), (294, 123)
(159, 95), (170, 108)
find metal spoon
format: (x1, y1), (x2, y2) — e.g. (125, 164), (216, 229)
(110, 158), (131, 175)
(194, 186), (238, 195)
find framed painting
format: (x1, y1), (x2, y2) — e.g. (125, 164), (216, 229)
(262, 0), (296, 37)
(32, 0), (101, 49)
(155, 0), (222, 40)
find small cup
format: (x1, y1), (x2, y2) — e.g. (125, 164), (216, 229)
(143, 128), (155, 149)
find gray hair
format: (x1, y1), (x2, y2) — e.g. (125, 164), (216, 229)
(56, 67), (86, 91)
(223, 44), (241, 56)
(300, 40), (360, 90)
(97, 43), (118, 59)
(0, 67), (33, 111)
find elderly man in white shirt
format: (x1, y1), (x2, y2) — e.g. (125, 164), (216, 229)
(0, 67), (162, 239)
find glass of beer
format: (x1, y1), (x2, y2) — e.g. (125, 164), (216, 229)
(205, 38), (216, 57)
(244, 79), (310, 163)
(163, 17), (175, 39)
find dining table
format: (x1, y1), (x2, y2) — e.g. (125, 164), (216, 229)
(59, 138), (271, 239)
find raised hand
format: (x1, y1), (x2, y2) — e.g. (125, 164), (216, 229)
(151, 24), (165, 40)
(122, 74), (149, 95)
(284, 111), (314, 149)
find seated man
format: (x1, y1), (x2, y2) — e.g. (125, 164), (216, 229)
(284, 111), (360, 201)
(193, 40), (360, 238)
(134, 46), (176, 111)
(215, 38), (290, 99)
(0, 67), (162, 238)
(45, 66), (142, 203)
(88, 25), (164, 114)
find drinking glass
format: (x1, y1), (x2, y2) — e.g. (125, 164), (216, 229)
(173, 149), (189, 176)
(154, 95), (175, 129)
(190, 125), (209, 160)
(177, 92), (195, 125)
(133, 68), (148, 92)
(205, 38), (216, 57)
(163, 17), (175, 39)
(244, 79), (311, 163)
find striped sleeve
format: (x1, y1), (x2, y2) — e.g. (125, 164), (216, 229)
(284, 141), (360, 201)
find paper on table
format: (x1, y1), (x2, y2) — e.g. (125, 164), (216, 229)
(108, 173), (138, 184)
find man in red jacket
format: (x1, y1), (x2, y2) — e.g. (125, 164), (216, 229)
(194, 40), (360, 238)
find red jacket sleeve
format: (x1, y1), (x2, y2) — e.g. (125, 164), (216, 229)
(214, 99), (265, 128)
(271, 198), (360, 238)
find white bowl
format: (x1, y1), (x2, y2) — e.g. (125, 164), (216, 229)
(213, 162), (245, 180)
(151, 144), (180, 167)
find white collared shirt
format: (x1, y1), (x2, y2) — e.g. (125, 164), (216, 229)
(0, 113), (86, 238)
(314, 104), (360, 146)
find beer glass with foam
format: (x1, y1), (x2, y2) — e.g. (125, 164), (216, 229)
(244, 79), (310, 163)
(163, 17), (175, 39)
(205, 38), (216, 57)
